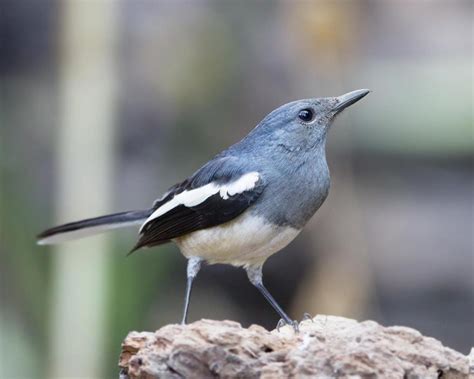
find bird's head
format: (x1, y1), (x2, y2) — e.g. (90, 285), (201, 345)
(248, 89), (370, 155)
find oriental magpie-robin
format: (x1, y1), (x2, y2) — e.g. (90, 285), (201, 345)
(38, 89), (370, 329)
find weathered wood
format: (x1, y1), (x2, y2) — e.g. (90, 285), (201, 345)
(119, 315), (471, 379)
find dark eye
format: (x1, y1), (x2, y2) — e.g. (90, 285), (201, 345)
(298, 108), (314, 122)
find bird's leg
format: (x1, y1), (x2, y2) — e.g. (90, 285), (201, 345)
(181, 257), (203, 325)
(246, 266), (298, 332)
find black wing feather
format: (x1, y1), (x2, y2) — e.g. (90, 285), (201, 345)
(131, 174), (264, 253)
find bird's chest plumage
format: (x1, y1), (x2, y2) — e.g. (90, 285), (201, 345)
(174, 212), (300, 267)
(257, 153), (330, 229)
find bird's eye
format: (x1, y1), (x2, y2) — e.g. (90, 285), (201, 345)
(298, 108), (314, 122)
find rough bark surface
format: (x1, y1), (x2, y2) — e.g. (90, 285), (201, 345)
(119, 315), (472, 379)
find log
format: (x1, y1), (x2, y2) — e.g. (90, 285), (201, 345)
(119, 315), (472, 379)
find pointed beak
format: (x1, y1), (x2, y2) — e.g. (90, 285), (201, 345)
(333, 89), (370, 112)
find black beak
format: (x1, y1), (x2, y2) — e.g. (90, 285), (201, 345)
(333, 89), (370, 112)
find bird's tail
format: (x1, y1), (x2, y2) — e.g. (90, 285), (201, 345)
(37, 209), (152, 245)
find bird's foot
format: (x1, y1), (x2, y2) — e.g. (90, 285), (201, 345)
(301, 312), (314, 323)
(276, 318), (299, 333)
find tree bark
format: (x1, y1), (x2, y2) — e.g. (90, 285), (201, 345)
(119, 315), (472, 379)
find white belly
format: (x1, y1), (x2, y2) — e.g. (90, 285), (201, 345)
(174, 212), (300, 267)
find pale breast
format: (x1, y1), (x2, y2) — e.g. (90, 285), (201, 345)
(174, 212), (300, 268)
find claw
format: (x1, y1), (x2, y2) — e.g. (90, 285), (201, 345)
(290, 320), (300, 333)
(276, 318), (299, 333)
(302, 312), (314, 322)
(276, 318), (286, 332)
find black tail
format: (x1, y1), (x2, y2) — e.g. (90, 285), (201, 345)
(37, 209), (153, 245)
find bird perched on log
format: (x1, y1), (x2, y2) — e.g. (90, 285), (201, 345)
(38, 89), (370, 330)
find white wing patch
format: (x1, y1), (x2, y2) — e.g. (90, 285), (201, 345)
(140, 172), (260, 232)
(219, 172), (260, 200)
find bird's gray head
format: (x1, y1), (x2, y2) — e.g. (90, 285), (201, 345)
(243, 89), (370, 156)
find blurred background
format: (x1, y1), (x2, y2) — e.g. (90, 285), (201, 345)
(1, 0), (472, 378)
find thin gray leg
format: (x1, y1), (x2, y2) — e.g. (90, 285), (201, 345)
(181, 257), (203, 325)
(246, 266), (297, 330)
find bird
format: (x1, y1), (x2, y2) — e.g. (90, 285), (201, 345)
(37, 89), (370, 330)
